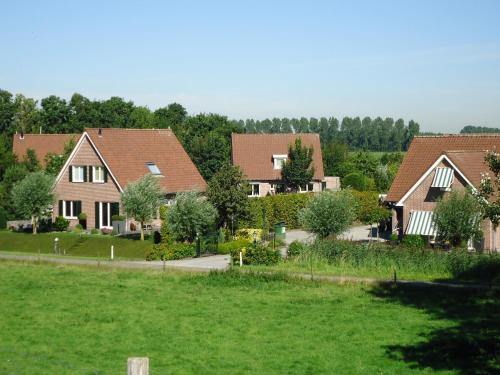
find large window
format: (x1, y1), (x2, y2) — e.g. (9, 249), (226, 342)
(59, 200), (82, 219)
(250, 183), (260, 197)
(72, 166), (85, 182)
(299, 183), (315, 193)
(93, 166), (105, 183)
(95, 202), (120, 228)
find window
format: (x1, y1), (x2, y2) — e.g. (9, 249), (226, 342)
(95, 202), (119, 228)
(321, 181), (327, 191)
(273, 155), (288, 170)
(59, 200), (82, 219)
(93, 166), (105, 183)
(147, 162), (161, 175)
(72, 166), (85, 182)
(299, 183), (314, 193)
(250, 183), (260, 197)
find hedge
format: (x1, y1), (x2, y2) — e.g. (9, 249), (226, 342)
(239, 193), (313, 231)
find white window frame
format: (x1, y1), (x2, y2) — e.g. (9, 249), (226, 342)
(72, 166), (85, 183)
(249, 183), (260, 197)
(299, 183), (315, 193)
(62, 200), (77, 219)
(273, 155), (288, 170)
(99, 202), (112, 229)
(93, 166), (105, 183)
(146, 162), (162, 175)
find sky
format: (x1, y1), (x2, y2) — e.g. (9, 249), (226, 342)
(1, 0), (499, 132)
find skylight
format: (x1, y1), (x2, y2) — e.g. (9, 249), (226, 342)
(146, 162), (161, 175)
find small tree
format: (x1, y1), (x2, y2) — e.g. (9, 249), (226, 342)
(299, 190), (358, 239)
(121, 174), (162, 240)
(353, 191), (391, 240)
(207, 164), (250, 229)
(45, 138), (75, 175)
(167, 191), (217, 243)
(433, 189), (482, 247)
(23, 148), (40, 172)
(11, 171), (55, 234)
(282, 138), (315, 192)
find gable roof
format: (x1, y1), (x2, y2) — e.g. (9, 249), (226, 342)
(231, 133), (324, 181)
(85, 128), (206, 193)
(387, 134), (500, 202)
(12, 133), (78, 167)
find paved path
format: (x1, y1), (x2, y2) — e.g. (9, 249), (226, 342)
(0, 252), (230, 272)
(339, 225), (387, 242)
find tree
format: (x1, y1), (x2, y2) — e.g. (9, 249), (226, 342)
(154, 103), (187, 132)
(282, 138), (315, 192)
(353, 191), (391, 240)
(299, 190), (358, 239)
(40, 95), (70, 133)
(0, 164), (28, 218)
(342, 172), (375, 191)
(207, 164), (250, 228)
(11, 172), (55, 234)
(23, 149), (40, 172)
(0, 134), (16, 180)
(45, 138), (76, 175)
(322, 141), (349, 176)
(0, 89), (16, 135)
(121, 174), (162, 240)
(13, 94), (40, 134)
(167, 191), (217, 242)
(433, 190), (482, 247)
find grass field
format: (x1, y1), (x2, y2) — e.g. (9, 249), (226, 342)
(0, 261), (498, 374)
(0, 231), (150, 259)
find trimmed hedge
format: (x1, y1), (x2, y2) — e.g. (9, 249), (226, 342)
(239, 193), (313, 231)
(146, 242), (195, 261)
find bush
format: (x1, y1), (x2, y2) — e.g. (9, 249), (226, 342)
(234, 228), (262, 242)
(53, 216), (69, 232)
(78, 212), (87, 221)
(153, 230), (162, 244)
(299, 190), (358, 239)
(111, 214), (125, 222)
(159, 205), (170, 243)
(230, 244), (280, 266)
(288, 240), (306, 257)
(73, 223), (83, 233)
(146, 242), (196, 261)
(402, 235), (426, 249)
(342, 172), (375, 191)
(218, 239), (251, 255)
(0, 207), (7, 229)
(90, 228), (99, 235)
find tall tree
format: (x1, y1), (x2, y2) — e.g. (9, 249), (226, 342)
(13, 94), (40, 134)
(0, 89), (16, 135)
(40, 95), (70, 133)
(281, 138), (315, 192)
(0, 134), (16, 180)
(154, 103), (187, 131)
(23, 149), (40, 172)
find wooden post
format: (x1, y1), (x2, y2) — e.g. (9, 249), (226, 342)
(128, 357), (149, 375)
(111, 245), (114, 260)
(239, 251), (243, 267)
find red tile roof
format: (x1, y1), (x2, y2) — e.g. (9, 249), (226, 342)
(386, 135), (500, 202)
(86, 128), (206, 193)
(231, 133), (324, 181)
(12, 133), (78, 167)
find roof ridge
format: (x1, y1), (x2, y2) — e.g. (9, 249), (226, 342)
(415, 134), (500, 138)
(85, 128), (172, 132)
(233, 132), (320, 136)
(14, 133), (79, 136)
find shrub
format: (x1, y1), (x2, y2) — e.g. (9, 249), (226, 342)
(299, 190), (358, 239)
(234, 228), (262, 242)
(230, 244), (280, 266)
(342, 172), (375, 191)
(288, 240), (306, 257)
(111, 214), (125, 222)
(53, 216), (70, 232)
(218, 239), (251, 255)
(146, 242), (195, 261)
(402, 235), (426, 249)
(73, 223), (83, 233)
(153, 230), (162, 244)
(0, 207), (7, 229)
(78, 212), (87, 221)
(90, 228), (99, 235)
(159, 205), (170, 243)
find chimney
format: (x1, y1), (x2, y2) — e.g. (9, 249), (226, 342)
(98, 128), (102, 137)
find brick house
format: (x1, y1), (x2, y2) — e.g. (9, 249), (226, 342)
(231, 133), (339, 197)
(13, 128), (206, 230)
(386, 134), (500, 251)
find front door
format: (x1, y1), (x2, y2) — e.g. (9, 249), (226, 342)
(95, 202), (119, 229)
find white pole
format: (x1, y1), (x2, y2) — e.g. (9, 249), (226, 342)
(111, 245), (114, 260)
(239, 251), (243, 267)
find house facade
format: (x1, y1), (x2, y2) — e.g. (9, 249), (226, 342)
(13, 128), (207, 230)
(386, 134), (500, 251)
(231, 133), (340, 197)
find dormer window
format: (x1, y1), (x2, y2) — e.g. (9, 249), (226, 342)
(273, 154), (288, 170)
(147, 162), (162, 175)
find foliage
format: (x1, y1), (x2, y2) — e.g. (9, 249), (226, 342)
(11, 171), (55, 234)
(287, 240), (306, 257)
(167, 191), (218, 243)
(323, 141), (349, 176)
(73, 224), (83, 233)
(473, 150), (500, 233)
(120, 174), (162, 240)
(0, 164), (28, 219)
(234, 228), (263, 241)
(342, 172), (375, 191)
(159, 205), (170, 243)
(352, 191), (391, 225)
(53, 216), (70, 232)
(78, 212), (87, 221)
(240, 193), (312, 231)
(433, 190), (483, 247)
(0, 133), (16, 180)
(461, 125), (500, 134)
(146, 242), (195, 261)
(207, 164), (250, 228)
(217, 239), (251, 255)
(401, 235), (426, 249)
(44, 138), (76, 175)
(22, 148), (40, 172)
(0, 206), (7, 229)
(90, 228), (99, 235)
(230, 244), (280, 265)
(281, 138), (315, 192)
(299, 190), (358, 239)
(111, 214), (125, 221)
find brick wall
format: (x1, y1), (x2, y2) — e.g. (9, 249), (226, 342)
(53, 137), (121, 229)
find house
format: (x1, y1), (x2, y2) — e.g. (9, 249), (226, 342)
(12, 133), (79, 167)
(231, 133), (339, 197)
(13, 128), (206, 229)
(386, 134), (500, 251)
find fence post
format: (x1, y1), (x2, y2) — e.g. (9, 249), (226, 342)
(127, 357), (149, 375)
(111, 245), (114, 260)
(239, 251), (243, 267)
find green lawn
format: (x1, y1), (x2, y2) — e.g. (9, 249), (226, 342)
(0, 230), (150, 259)
(0, 262), (497, 374)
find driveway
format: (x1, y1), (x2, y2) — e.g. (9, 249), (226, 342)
(284, 230), (316, 245)
(339, 225), (387, 242)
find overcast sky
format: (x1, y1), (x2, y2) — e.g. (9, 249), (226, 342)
(1, 0), (499, 132)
